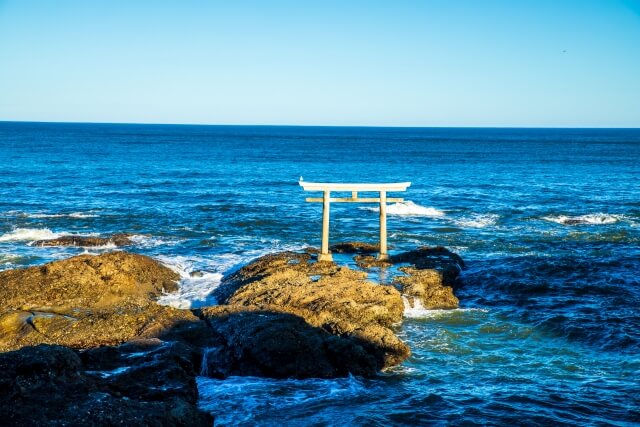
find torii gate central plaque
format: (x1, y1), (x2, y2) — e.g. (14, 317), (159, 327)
(299, 181), (411, 262)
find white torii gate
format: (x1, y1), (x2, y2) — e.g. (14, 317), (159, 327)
(299, 181), (411, 262)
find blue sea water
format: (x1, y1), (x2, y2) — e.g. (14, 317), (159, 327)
(1, 122), (639, 426)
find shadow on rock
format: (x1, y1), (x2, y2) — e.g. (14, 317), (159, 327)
(196, 307), (406, 379)
(0, 343), (213, 426)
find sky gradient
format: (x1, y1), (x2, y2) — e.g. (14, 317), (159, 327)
(1, 0), (639, 127)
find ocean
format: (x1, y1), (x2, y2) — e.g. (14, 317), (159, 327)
(1, 122), (639, 425)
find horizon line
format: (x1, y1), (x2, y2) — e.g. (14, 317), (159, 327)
(1, 119), (639, 130)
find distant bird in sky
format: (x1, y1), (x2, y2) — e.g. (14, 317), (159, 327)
(562, 50), (567, 53)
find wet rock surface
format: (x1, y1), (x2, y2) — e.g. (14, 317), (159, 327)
(198, 307), (383, 378)
(33, 233), (134, 247)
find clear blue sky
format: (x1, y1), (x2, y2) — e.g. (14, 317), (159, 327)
(1, 0), (639, 127)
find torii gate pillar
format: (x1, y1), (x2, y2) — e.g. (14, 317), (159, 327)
(300, 182), (411, 262)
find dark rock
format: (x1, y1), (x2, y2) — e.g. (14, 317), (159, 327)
(392, 246), (465, 276)
(563, 219), (586, 225)
(80, 339), (201, 403)
(0, 252), (213, 425)
(33, 233), (134, 247)
(198, 307), (382, 378)
(330, 241), (380, 254)
(0, 344), (213, 426)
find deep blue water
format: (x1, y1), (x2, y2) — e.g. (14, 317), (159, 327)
(1, 122), (639, 426)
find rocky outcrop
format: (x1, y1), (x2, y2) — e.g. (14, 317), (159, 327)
(352, 246), (463, 309)
(205, 251), (409, 378)
(198, 307), (385, 378)
(0, 252), (212, 425)
(0, 251), (197, 352)
(394, 267), (459, 309)
(0, 244), (465, 423)
(33, 233), (134, 247)
(0, 343), (213, 426)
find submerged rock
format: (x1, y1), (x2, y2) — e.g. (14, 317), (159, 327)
(0, 343), (213, 426)
(33, 233), (134, 247)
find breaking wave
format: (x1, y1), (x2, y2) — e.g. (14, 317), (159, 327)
(156, 255), (223, 309)
(402, 296), (488, 319)
(363, 201), (445, 217)
(0, 228), (62, 242)
(454, 213), (499, 228)
(542, 213), (623, 225)
(128, 234), (184, 248)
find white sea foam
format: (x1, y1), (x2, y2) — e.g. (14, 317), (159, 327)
(542, 213), (623, 226)
(156, 243), (307, 309)
(363, 201), (445, 217)
(454, 213), (499, 228)
(0, 228), (62, 242)
(79, 243), (119, 253)
(129, 234), (183, 248)
(156, 255), (224, 309)
(402, 296), (488, 319)
(197, 375), (373, 425)
(0, 253), (20, 264)
(17, 211), (99, 219)
(68, 212), (99, 218)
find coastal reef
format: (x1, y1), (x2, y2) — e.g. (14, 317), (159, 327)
(0, 244), (463, 425)
(33, 233), (134, 247)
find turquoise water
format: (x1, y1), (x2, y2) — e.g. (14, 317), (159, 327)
(1, 122), (639, 425)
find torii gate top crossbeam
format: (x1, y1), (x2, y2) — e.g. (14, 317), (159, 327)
(299, 182), (411, 192)
(300, 181), (411, 262)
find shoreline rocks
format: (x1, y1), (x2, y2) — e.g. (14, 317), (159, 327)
(206, 251), (409, 377)
(0, 243), (464, 424)
(0, 343), (213, 426)
(33, 233), (134, 247)
(0, 251), (197, 352)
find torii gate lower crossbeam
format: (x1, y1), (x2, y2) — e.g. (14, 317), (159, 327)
(299, 181), (411, 262)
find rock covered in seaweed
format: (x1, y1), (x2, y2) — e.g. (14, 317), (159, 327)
(0, 251), (214, 425)
(394, 267), (459, 309)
